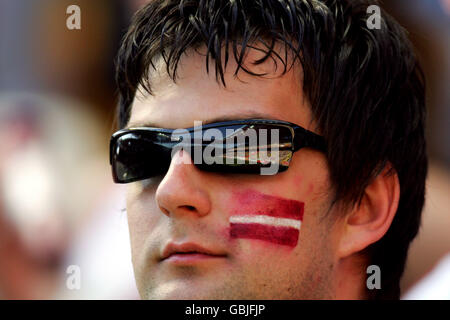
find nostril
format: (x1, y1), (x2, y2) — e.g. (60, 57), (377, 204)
(184, 205), (196, 211)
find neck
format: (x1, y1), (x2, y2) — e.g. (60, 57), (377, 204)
(334, 253), (368, 299)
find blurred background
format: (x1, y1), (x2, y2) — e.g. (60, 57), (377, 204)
(0, 0), (448, 299)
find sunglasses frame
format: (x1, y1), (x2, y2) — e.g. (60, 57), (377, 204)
(110, 119), (327, 183)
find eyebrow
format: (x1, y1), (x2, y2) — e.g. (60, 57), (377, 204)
(126, 111), (279, 129)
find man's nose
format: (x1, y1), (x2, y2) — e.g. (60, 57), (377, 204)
(155, 149), (211, 217)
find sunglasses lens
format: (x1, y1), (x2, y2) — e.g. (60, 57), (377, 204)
(111, 131), (172, 183)
(196, 123), (294, 174)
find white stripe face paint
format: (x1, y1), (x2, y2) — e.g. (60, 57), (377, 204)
(229, 215), (301, 230)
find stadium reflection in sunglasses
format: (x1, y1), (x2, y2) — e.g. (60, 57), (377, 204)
(110, 119), (326, 183)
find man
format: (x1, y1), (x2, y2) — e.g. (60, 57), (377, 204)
(110, 0), (427, 299)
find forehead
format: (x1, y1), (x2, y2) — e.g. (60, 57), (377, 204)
(128, 43), (315, 132)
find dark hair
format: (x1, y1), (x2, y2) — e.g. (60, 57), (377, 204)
(115, 0), (427, 299)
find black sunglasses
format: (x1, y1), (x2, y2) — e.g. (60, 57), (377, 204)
(110, 119), (326, 183)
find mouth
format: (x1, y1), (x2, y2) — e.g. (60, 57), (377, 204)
(160, 242), (227, 264)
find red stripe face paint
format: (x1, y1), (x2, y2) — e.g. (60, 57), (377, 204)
(229, 190), (304, 247)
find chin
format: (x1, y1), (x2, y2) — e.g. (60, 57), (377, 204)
(140, 282), (224, 300)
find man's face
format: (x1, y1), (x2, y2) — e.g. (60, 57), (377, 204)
(126, 45), (339, 299)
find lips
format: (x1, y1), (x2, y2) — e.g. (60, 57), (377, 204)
(160, 242), (227, 261)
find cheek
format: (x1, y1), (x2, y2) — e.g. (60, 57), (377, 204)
(126, 181), (160, 216)
(291, 148), (330, 184)
(226, 189), (304, 248)
(307, 183), (314, 195)
(126, 184), (159, 249)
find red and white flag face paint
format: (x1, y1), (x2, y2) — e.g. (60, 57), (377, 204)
(229, 190), (304, 247)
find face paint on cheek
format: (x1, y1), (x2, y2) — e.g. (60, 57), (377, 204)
(229, 190), (304, 247)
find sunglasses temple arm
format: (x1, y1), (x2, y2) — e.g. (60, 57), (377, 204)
(293, 127), (327, 152)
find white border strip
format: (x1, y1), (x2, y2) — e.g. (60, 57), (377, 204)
(229, 215), (301, 230)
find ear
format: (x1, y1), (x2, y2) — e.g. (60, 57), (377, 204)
(337, 164), (400, 258)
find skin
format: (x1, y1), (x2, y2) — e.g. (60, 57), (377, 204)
(125, 44), (400, 299)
